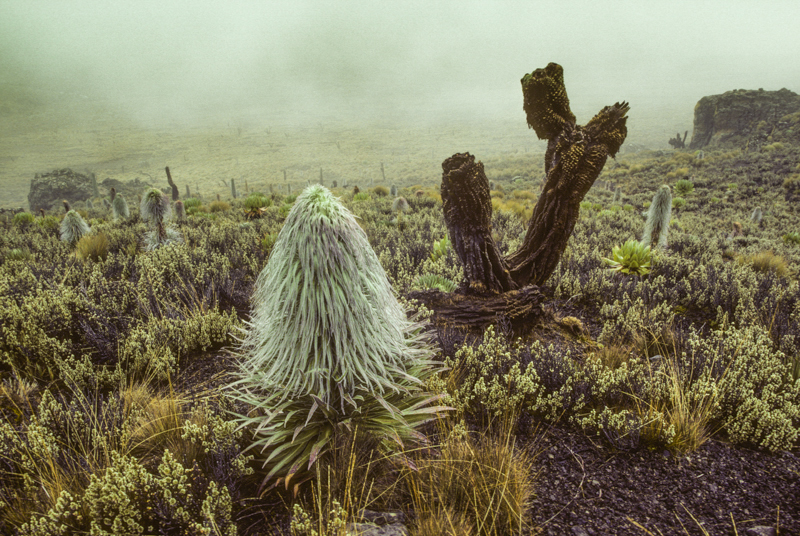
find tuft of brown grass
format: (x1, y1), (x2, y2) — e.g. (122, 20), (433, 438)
(412, 507), (475, 536)
(126, 386), (208, 466)
(630, 326), (721, 453)
(589, 344), (632, 370)
(405, 423), (536, 536)
(74, 232), (109, 262)
(738, 249), (790, 277)
(208, 200), (231, 212)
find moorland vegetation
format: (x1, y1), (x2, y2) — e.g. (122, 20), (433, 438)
(1, 116), (800, 534)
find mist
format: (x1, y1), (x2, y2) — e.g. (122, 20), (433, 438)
(3, 0), (799, 130)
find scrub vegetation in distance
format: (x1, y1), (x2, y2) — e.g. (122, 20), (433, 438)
(1, 88), (800, 535)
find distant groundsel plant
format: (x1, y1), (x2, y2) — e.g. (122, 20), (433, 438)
(59, 209), (91, 245)
(642, 185), (672, 249)
(140, 187), (182, 250)
(111, 193), (130, 220)
(228, 185), (444, 491)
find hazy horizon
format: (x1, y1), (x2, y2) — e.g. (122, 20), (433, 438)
(3, 1), (800, 130)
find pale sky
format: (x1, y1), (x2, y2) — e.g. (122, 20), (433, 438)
(2, 0), (799, 127)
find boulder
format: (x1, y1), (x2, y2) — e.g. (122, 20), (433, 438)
(28, 169), (95, 211)
(27, 169), (151, 211)
(689, 88), (800, 150)
(100, 176), (152, 202)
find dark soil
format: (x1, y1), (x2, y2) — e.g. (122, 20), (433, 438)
(528, 424), (799, 535)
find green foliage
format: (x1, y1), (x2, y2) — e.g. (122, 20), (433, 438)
(37, 215), (60, 230)
(228, 185), (443, 489)
(140, 188), (182, 250)
(5, 248), (31, 262)
(674, 178), (694, 196)
(12, 212), (35, 226)
(783, 231), (800, 246)
(413, 273), (457, 293)
(603, 239), (652, 276)
(353, 192), (370, 202)
(430, 236), (451, 262)
(244, 193), (272, 211)
(371, 185), (390, 197)
(184, 197), (203, 209)
(260, 232), (279, 254)
(59, 210), (91, 245)
(672, 196), (686, 209)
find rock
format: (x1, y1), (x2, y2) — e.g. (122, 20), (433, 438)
(689, 88), (800, 150)
(571, 526), (590, 536)
(359, 510), (406, 525)
(0, 207), (25, 221)
(27, 169), (153, 212)
(346, 522), (408, 536)
(28, 168), (95, 211)
(99, 176), (151, 203)
(745, 527), (776, 536)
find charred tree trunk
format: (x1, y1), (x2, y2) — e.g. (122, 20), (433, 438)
(165, 166), (179, 201)
(441, 154), (516, 292)
(443, 62), (629, 293)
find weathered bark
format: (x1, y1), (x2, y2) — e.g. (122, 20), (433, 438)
(407, 286), (544, 330)
(443, 62), (629, 292)
(441, 154), (515, 292)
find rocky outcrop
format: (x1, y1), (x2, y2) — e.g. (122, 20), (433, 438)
(27, 169), (150, 211)
(28, 169), (95, 211)
(689, 88), (800, 149)
(99, 176), (151, 202)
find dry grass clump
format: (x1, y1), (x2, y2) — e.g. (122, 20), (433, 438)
(589, 344), (632, 370)
(405, 425), (536, 536)
(738, 249), (790, 277)
(208, 200), (231, 212)
(74, 232), (109, 262)
(412, 507), (475, 536)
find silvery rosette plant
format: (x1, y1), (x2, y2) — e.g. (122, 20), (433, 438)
(60, 210), (90, 245)
(642, 185), (672, 249)
(228, 185), (444, 491)
(112, 193), (130, 221)
(140, 187), (182, 250)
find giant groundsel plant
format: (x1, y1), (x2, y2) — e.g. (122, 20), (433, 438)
(140, 187), (182, 250)
(228, 185), (443, 490)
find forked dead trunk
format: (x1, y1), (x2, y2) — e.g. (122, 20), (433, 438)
(443, 63), (629, 293)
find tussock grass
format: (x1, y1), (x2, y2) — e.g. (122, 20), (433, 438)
(404, 418), (537, 536)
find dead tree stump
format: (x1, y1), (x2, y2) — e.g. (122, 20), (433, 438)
(422, 63), (628, 329)
(444, 62), (628, 293)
